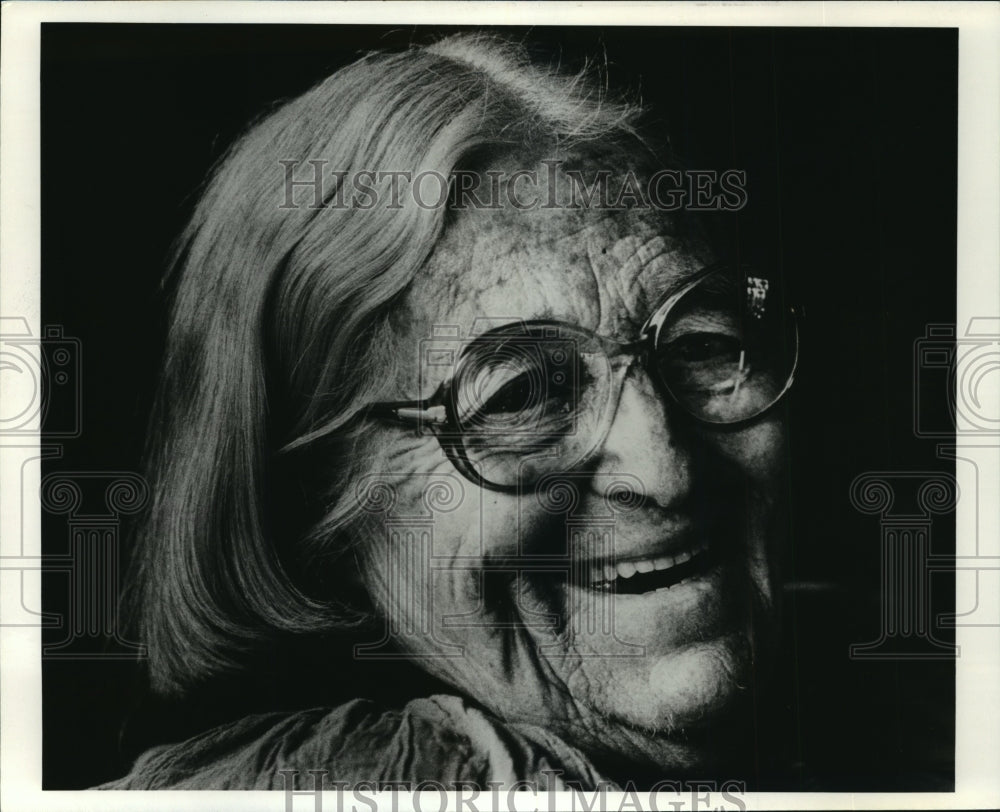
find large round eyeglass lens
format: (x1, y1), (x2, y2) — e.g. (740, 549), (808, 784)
(654, 268), (797, 424)
(451, 325), (613, 487)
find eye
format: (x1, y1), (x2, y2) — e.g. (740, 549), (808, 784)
(477, 372), (536, 416)
(656, 330), (750, 398)
(664, 331), (743, 364)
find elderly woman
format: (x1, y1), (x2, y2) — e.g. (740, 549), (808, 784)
(103, 33), (798, 790)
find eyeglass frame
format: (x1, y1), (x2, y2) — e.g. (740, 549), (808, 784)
(367, 263), (801, 493)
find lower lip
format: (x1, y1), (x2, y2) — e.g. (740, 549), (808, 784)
(561, 558), (731, 648)
(536, 517), (761, 665)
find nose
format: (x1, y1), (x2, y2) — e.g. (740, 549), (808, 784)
(589, 365), (694, 511)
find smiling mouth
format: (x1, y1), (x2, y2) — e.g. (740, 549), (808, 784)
(588, 543), (718, 594)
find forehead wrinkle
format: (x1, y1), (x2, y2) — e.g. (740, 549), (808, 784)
(394, 203), (714, 399)
(413, 209), (574, 327)
(457, 210), (604, 327)
(584, 231), (703, 339)
(640, 244), (713, 313)
(611, 235), (685, 327)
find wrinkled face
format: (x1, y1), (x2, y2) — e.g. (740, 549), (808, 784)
(353, 161), (788, 771)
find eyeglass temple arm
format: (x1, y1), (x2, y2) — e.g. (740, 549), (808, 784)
(368, 400), (449, 426)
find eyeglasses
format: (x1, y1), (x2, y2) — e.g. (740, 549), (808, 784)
(369, 264), (800, 492)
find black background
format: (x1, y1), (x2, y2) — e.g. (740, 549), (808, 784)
(41, 24), (956, 790)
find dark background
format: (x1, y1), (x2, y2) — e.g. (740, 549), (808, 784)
(41, 24), (957, 790)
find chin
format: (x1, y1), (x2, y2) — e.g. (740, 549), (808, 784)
(554, 538), (772, 730)
(551, 629), (761, 780)
(610, 631), (755, 734)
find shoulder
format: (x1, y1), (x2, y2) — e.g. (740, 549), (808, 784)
(95, 695), (610, 790)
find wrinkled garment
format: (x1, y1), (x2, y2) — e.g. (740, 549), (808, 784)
(97, 695), (614, 790)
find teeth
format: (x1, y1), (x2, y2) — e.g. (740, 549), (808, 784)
(589, 545), (708, 586)
(615, 561), (637, 579)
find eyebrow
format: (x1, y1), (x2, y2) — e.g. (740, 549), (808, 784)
(460, 266), (708, 346)
(635, 255), (706, 311)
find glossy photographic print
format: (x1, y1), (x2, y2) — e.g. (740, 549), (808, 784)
(1, 4), (998, 811)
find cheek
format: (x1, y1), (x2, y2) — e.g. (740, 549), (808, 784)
(351, 433), (456, 595)
(373, 433), (453, 481)
(352, 433), (523, 609)
(706, 418), (787, 603)
(708, 417), (787, 487)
